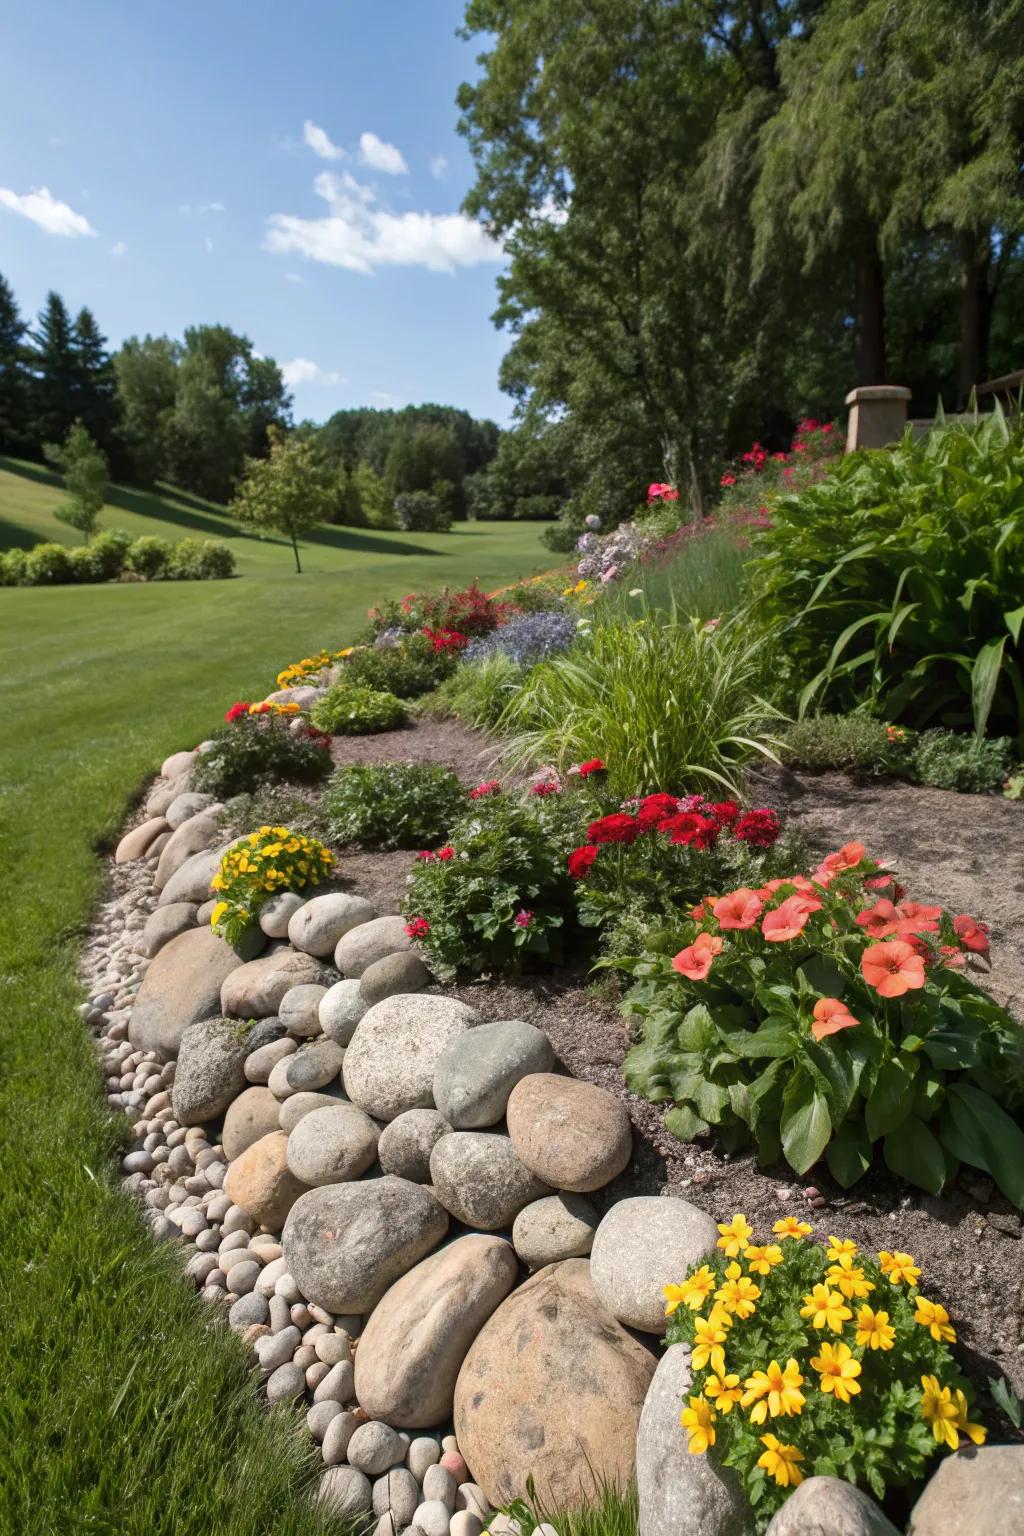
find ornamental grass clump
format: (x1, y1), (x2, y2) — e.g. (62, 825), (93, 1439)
(665, 1216), (983, 1530)
(620, 842), (1024, 1206)
(210, 826), (333, 949)
(323, 762), (466, 851)
(310, 683), (406, 736)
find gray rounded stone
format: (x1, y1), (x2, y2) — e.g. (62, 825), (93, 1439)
(907, 1445), (1024, 1536)
(165, 790), (216, 829)
(433, 1019), (554, 1130)
(223, 1086), (282, 1160)
(429, 1132), (550, 1231)
(241, 1015), (288, 1051)
(414, 1500), (453, 1536)
(229, 1291), (269, 1329)
(374, 1467), (421, 1526)
(244, 1036), (297, 1084)
(766, 1476), (900, 1535)
(268, 1056), (298, 1101)
(266, 1361), (306, 1404)
(155, 811), (222, 891)
(140, 902), (198, 958)
(279, 983), (329, 1038)
(128, 926), (243, 1058)
(512, 1193), (599, 1268)
(423, 1465), (456, 1511)
(322, 1409), (359, 1464)
(282, 1176), (448, 1314)
(319, 978), (370, 1046)
(221, 947), (327, 1019)
(317, 1465), (373, 1519)
(279, 1088), (348, 1133)
(285, 1038), (346, 1092)
(161, 748), (196, 780)
(259, 891), (308, 939)
(287, 1104), (380, 1186)
(408, 1437), (441, 1482)
(170, 1018), (247, 1126)
(348, 1420), (407, 1475)
(335, 915), (414, 978)
(360, 951), (432, 1006)
(308, 1400), (343, 1442)
(158, 846), (226, 907)
(289, 892), (377, 957)
(343, 996), (482, 1122)
(378, 1109), (452, 1184)
(590, 1196), (719, 1334)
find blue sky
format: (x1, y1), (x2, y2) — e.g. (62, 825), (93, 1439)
(0, 0), (513, 423)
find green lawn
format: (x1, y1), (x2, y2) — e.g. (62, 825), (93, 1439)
(0, 458), (550, 1535)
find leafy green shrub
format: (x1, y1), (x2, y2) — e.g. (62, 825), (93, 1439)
(499, 605), (782, 798)
(126, 536), (173, 580)
(24, 542), (74, 585)
(192, 715), (333, 799)
(211, 827), (334, 949)
(666, 1219), (984, 1529)
(619, 842), (1024, 1205)
(0, 549), (29, 586)
(752, 412), (1024, 739)
(342, 633), (455, 699)
(220, 786), (328, 845)
(310, 683), (406, 735)
(324, 763), (466, 850)
(780, 716), (910, 777)
(912, 730), (1014, 795)
(168, 537), (235, 580)
(393, 488), (453, 532)
(367, 582), (515, 638)
(1005, 772), (1024, 801)
(426, 653), (526, 729)
(67, 544), (104, 581)
(87, 529), (133, 579)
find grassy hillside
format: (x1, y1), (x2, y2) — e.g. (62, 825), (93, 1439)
(0, 465), (551, 1535)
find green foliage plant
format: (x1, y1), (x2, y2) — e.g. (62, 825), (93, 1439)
(230, 425), (336, 573)
(192, 715), (333, 799)
(619, 842), (1024, 1206)
(23, 542), (74, 585)
(341, 632), (456, 699)
(425, 652), (526, 729)
(126, 536), (174, 580)
(310, 683), (406, 736)
(911, 729), (1015, 795)
(43, 420), (108, 541)
(210, 826), (333, 949)
(324, 762), (467, 851)
(781, 716), (1016, 795)
(167, 537), (235, 580)
(753, 412), (1024, 743)
(665, 1219), (984, 1530)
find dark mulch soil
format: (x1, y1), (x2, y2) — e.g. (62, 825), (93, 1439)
(329, 716), (501, 784)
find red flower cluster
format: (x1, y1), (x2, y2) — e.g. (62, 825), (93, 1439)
(422, 625), (470, 653)
(530, 780), (561, 796)
(733, 809), (781, 848)
(405, 917), (430, 939)
(568, 845), (599, 879)
(647, 482), (680, 503)
(469, 780), (501, 800)
(225, 701), (250, 722)
(741, 442), (769, 471)
(566, 793), (780, 878)
(570, 758), (606, 778)
(417, 845), (456, 863)
(587, 813), (642, 845)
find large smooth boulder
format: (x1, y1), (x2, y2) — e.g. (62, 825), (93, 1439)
(335, 915), (414, 978)
(129, 926), (243, 1057)
(259, 891), (307, 939)
(154, 812), (221, 890)
(286, 1104), (380, 1186)
(429, 1132), (550, 1230)
(512, 1193), (599, 1269)
(224, 1131), (308, 1229)
(343, 996), (481, 1122)
(115, 816), (168, 864)
(221, 948), (327, 1018)
(282, 1177), (448, 1314)
(161, 748), (195, 780)
(378, 1109), (452, 1184)
(139, 902), (198, 959)
(158, 846), (225, 907)
(319, 979), (369, 1046)
(637, 1344), (751, 1536)
(506, 1074), (632, 1192)
(359, 951), (432, 1006)
(767, 1477), (900, 1535)
(288, 893), (377, 958)
(146, 774), (189, 818)
(164, 790), (216, 829)
(279, 1089), (348, 1134)
(590, 1196), (718, 1334)
(355, 1235), (518, 1429)
(223, 1086), (282, 1160)
(433, 1020), (554, 1130)
(908, 1446), (1024, 1536)
(170, 1018), (248, 1126)
(454, 1259), (656, 1510)
(279, 984), (328, 1038)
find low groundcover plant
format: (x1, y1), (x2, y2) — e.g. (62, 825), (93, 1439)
(664, 1217), (983, 1529)
(210, 826), (333, 949)
(323, 762), (466, 851)
(192, 711), (332, 799)
(310, 683), (406, 736)
(620, 841), (1024, 1206)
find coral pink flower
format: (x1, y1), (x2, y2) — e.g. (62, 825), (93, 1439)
(940, 945), (967, 969)
(897, 900), (942, 923)
(762, 895), (813, 942)
(953, 914), (990, 954)
(811, 997), (860, 1041)
(861, 940), (926, 997)
(672, 932), (723, 982)
(514, 910), (533, 929)
(713, 888), (764, 930)
(855, 899), (900, 939)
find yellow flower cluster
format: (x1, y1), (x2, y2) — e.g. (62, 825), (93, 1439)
(276, 648), (355, 690)
(248, 700), (300, 717)
(663, 1213), (983, 1474)
(212, 826), (333, 899)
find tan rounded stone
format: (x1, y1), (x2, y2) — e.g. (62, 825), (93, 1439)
(115, 816), (169, 863)
(221, 947), (326, 1018)
(505, 1075), (632, 1193)
(128, 926), (243, 1058)
(224, 1131), (308, 1229)
(223, 1086), (282, 1160)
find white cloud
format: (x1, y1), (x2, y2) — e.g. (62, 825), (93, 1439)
(179, 200), (225, 215)
(265, 169), (502, 276)
(0, 185), (96, 238)
(284, 271), (305, 285)
(537, 194), (569, 226)
(304, 120), (346, 161)
(429, 154), (448, 181)
(281, 357), (344, 388)
(204, 236), (214, 253)
(359, 132), (408, 176)
(109, 240), (128, 256)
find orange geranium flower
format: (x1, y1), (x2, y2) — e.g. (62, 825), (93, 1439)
(671, 931), (724, 982)
(811, 997), (860, 1041)
(898, 899), (942, 923)
(953, 914), (990, 954)
(762, 895), (813, 943)
(712, 888), (764, 930)
(854, 899), (900, 939)
(861, 940), (926, 998)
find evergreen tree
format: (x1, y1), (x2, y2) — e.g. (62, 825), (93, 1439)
(0, 273), (29, 454)
(29, 291), (79, 452)
(71, 308), (121, 462)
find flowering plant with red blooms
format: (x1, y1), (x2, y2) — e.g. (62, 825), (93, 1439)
(369, 582), (517, 639)
(226, 701), (250, 722)
(647, 482), (680, 503)
(620, 841), (1024, 1207)
(422, 625), (470, 653)
(469, 779), (502, 800)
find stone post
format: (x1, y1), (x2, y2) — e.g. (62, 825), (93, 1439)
(844, 385), (912, 452)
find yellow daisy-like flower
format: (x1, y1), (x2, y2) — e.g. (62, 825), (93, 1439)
(826, 1255), (875, 1300)
(826, 1236), (858, 1263)
(741, 1359), (805, 1423)
(757, 1434), (804, 1488)
(914, 1296), (956, 1344)
(800, 1285), (852, 1333)
(716, 1213), (753, 1257)
(703, 1373), (742, 1415)
(714, 1262), (761, 1320)
(810, 1341), (862, 1404)
(920, 1375), (960, 1450)
(773, 1216), (812, 1241)
(664, 1265), (716, 1316)
(745, 1244), (784, 1276)
(210, 901), (228, 926)
(954, 1389), (986, 1446)
(680, 1395), (716, 1455)
(879, 1250), (921, 1287)
(855, 1305), (896, 1351)
(691, 1310), (730, 1377)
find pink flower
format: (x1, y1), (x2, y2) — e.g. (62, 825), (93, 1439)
(720, 473), (737, 487)
(514, 910), (533, 929)
(530, 780), (560, 796)
(405, 917), (430, 939)
(953, 914), (990, 954)
(470, 780), (501, 799)
(712, 888), (764, 930)
(671, 931), (724, 982)
(762, 895), (813, 942)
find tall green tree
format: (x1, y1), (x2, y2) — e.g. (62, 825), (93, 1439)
(44, 421), (108, 541)
(0, 273), (29, 454)
(384, 422), (464, 515)
(230, 427), (336, 572)
(113, 335), (180, 486)
(71, 307), (121, 461)
(29, 291), (79, 450)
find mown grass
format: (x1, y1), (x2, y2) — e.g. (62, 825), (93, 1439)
(0, 476), (548, 1535)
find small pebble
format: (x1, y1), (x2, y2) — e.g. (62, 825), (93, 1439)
(266, 1361), (305, 1404)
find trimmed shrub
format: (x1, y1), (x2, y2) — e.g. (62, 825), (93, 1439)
(0, 549), (29, 586)
(342, 633), (455, 700)
(84, 528), (133, 580)
(168, 537), (235, 580)
(24, 542), (74, 585)
(126, 536), (173, 580)
(912, 730), (1015, 795)
(310, 683), (406, 736)
(324, 762), (466, 850)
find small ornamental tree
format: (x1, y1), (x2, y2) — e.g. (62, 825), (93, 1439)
(230, 426), (335, 572)
(44, 420), (108, 541)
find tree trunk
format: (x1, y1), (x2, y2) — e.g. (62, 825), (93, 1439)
(957, 228), (993, 408)
(291, 533), (302, 574)
(854, 238), (887, 385)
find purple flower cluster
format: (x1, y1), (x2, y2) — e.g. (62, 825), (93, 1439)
(465, 608), (578, 666)
(576, 521), (645, 583)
